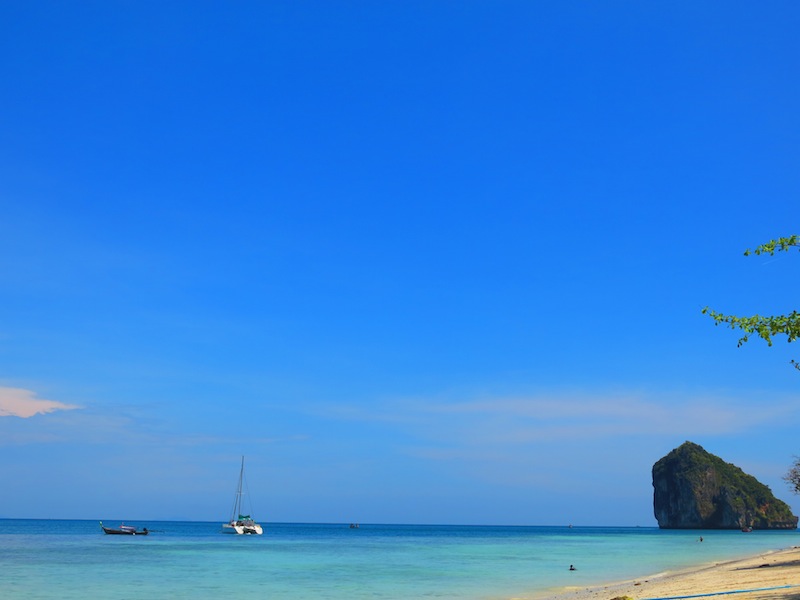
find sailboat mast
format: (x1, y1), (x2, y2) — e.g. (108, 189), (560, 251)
(237, 456), (244, 516)
(230, 456), (245, 520)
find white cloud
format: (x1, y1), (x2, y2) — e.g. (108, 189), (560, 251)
(0, 387), (81, 418)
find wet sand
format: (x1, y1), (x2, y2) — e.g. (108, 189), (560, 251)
(533, 546), (800, 600)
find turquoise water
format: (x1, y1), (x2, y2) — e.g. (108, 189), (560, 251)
(0, 520), (797, 599)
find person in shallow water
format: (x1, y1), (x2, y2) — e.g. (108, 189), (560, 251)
(569, 565), (576, 571)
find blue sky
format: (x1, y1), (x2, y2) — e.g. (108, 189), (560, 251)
(1, 1), (799, 526)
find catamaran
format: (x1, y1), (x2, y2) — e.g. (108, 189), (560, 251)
(222, 456), (263, 535)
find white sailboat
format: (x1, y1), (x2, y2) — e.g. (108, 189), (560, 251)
(222, 456), (263, 535)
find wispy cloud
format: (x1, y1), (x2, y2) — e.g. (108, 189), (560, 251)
(402, 392), (778, 441)
(333, 389), (800, 495)
(308, 388), (800, 485)
(317, 389), (796, 441)
(0, 387), (81, 418)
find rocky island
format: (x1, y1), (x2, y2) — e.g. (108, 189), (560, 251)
(652, 441), (798, 529)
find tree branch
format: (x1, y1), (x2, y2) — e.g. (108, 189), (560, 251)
(703, 235), (799, 370)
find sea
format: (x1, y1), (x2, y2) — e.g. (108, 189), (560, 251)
(0, 520), (797, 600)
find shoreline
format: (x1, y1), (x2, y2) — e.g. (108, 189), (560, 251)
(532, 546), (800, 600)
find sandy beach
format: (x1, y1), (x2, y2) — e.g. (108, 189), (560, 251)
(535, 546), (800, 600)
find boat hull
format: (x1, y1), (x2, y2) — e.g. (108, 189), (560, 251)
(222, 522), (263, 535)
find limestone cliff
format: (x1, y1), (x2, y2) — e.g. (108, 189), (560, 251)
(652, 441), (798, 529)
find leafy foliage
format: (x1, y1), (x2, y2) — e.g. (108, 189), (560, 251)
(703, 237), (800, 499)
(702, 235), (800, 369)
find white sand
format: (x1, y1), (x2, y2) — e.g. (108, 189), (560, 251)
(526, 546), (800, 600)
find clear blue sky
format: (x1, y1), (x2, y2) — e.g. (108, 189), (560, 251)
(2, 1), (799, 526)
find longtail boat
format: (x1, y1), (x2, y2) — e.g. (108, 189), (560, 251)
(100, 521), (149, 535)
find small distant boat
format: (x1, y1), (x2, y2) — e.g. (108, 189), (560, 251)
(741, 526), (753, 532)
(100, 521), (149, 535)
(222, 456), (263, 535)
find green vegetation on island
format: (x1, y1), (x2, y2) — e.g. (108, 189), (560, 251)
(653, 441), (798, 529)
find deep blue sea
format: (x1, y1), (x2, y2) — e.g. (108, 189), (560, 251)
(0, 520), (797, 599)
